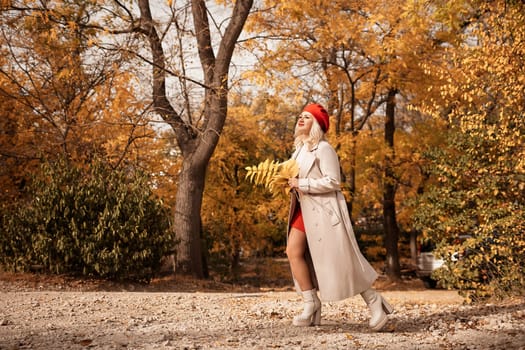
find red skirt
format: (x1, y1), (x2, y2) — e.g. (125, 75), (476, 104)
(290, 206), (305, 232)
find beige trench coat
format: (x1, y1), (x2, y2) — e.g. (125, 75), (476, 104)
(287, 140), (378, 302)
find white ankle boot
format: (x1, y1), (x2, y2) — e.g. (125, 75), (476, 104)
(360, 288), (393, 331)
(293, 289), (322, 326)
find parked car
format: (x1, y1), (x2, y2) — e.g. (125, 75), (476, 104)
(416, 240), (443, 288)
(416, 235), (471, 288)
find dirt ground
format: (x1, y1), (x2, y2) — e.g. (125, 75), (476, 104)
(1, 270), (524, 350)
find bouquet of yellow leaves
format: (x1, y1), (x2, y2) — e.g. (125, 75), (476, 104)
(245, 158), (299, 197)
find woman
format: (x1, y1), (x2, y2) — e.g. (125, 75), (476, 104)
(286, 103), (393, 330)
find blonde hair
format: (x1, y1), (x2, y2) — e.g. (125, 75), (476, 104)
(294, 117), (326, 151)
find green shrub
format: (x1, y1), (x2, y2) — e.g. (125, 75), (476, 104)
(0, 158), (174, 282)
(414, 129), (525, 301)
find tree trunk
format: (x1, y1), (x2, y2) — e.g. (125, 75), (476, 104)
(410, 230), (417, 266)
(173, 157), (206, 277)
(348, 133), (357, 220)
(383, 88), (401, 281)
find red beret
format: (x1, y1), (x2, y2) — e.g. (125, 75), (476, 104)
(303, 103), (329, 132)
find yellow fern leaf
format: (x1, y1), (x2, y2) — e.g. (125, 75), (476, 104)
(245, 158), (298, 198)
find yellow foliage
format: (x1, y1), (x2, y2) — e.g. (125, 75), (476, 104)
(245, 159), (299, 198)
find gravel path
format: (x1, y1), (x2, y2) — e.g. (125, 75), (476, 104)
(1, 289), (524, 349)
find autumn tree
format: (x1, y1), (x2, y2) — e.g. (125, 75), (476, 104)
(243, 0), (467, 280)
(85, 0), (254, 277)
(414, 0), (525, 300)
(202, 93), (294, 277)
(0, 1), (176, 279)
(2, 0), (258, 279)
(0, 1), (163, 201)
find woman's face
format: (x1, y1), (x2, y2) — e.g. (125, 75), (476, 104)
(296, 111), (314, 136)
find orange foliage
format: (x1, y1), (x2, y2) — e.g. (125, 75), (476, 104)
(0, 2), (176, 202)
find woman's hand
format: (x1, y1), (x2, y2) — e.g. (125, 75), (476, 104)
(288, 177), (299, 189)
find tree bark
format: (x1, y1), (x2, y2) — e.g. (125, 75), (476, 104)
(383, 88), (401, 281)
(173, 157), (206, 277)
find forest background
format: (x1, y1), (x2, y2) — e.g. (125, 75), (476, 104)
(0, 0), (523, 302)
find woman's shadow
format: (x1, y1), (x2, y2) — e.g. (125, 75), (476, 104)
(316, 299), (525, 333)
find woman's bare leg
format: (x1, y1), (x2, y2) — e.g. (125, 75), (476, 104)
(286, 227), (313, 291)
